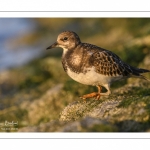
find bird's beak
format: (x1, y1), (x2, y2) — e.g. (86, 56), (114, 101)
(46, 42), (58, 50)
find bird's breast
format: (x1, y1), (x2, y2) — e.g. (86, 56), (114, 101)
(62, 49), (85, 74)
(66, 66), (123, 86)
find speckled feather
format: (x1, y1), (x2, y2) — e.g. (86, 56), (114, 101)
(62, 40), (149, 79)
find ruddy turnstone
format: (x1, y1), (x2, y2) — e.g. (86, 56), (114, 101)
(47, 31), (150, 100)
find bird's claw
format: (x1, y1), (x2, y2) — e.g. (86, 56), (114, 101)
(80, 92), (101, 100)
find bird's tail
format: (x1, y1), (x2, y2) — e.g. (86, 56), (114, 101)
(131, 66), (150, 81)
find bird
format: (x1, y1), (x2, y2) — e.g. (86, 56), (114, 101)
(46, 31), (150, 100)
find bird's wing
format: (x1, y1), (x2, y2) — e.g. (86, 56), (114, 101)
(89, 49), (135, 77)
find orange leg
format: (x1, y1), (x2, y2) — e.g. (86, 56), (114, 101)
(80, 85), (102, 100)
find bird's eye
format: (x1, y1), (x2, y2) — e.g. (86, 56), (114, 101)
(63, 37), (68, 41)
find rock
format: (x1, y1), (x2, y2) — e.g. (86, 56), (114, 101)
(18, 120), (65, 132)
(18, 116), (117, 132)
(20, 84), (64, 125)
(17, 80), (150, 132)
(59, 83), (150, 132)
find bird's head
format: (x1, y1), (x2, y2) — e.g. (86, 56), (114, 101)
(46, 31), (81, 51)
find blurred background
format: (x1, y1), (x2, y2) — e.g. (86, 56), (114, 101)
(0, 18), (150, 131)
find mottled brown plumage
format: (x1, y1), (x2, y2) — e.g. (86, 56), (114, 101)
(47, 31), (150, 100)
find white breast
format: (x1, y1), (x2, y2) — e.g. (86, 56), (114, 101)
(67, 67), (123, 86)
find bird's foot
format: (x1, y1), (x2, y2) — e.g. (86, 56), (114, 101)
(80, 92), (101, 100)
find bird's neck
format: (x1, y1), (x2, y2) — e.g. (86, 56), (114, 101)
(62, 47), (69, 56)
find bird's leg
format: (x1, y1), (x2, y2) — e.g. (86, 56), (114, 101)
(80, 85), (111, 100)
(99, 84), (111, 96)
(80, 85), (102, 100)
